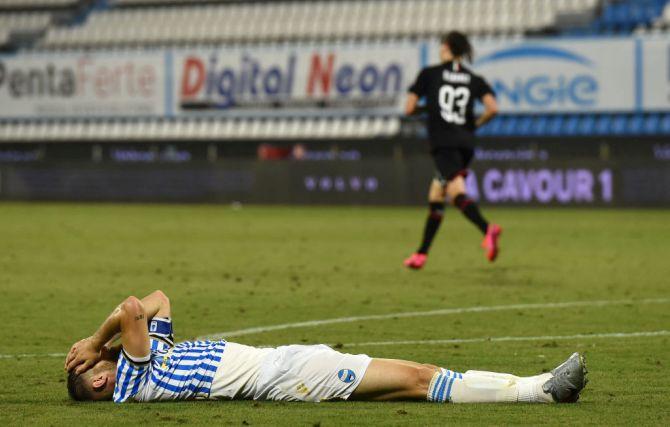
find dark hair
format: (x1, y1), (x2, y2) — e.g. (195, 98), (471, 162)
(441, 31), (474, 62)
(67, 371), (93, 401)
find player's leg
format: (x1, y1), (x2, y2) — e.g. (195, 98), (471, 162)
(446, 175), (488, 235)
(351, 353), (587, 404)
(351, 358), (535, 403)
(447, 176), (502, 262)
(350, 359), (438, 401)
(404, 179), (447, 269)
(446, 148), (502, 262)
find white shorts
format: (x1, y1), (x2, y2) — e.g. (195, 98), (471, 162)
(254, 344), (372, 402)
(210, 342), (274, 400)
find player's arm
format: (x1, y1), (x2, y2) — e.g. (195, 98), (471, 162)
(406, 68), (428, 116)
(98, 291), (170, 358)
(405, 93), (420, 116)
(475, 93), (498, 128)
(65, 290), (170, 373)
(141, 290), (171, 319)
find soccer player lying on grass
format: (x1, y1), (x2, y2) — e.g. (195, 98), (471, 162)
(65, 290), (588, 404)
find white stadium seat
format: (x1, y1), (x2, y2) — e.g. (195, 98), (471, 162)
(0, 114), (405, 142)
(34, 0), (603, 49)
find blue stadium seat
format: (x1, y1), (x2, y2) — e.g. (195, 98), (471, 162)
(577, 115), (596, 135)
(485, 116), (504, 136)
(594, 115), (613, 136)
(564, 115), (580, 136)
(477, 118), (493, 136)
(584, 0), (666, 35)
(628, 114), (645, 135)
(485, 113), (668, 137)
(612, 115), (628, 135)
(517, 116), (534, 136)
(529, 115), (549, 136)
(546, 115), (565, 136)
(643, 114), (661, 135)
(660, 114), (670, 134)
(500, 116), (519, 136)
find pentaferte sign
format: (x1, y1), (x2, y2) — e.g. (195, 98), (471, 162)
(0, 51), (165, 118)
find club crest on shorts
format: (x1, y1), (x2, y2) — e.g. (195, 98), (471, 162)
(338, 369), (356, 383)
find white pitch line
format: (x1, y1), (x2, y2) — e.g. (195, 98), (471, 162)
(1, 330), (668, 360)
(341, 330), (670, 348)
(199, 298), (670, 340)
(0, 352), (66, 359)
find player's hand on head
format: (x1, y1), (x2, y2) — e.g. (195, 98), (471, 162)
(65, 337), (102, 374)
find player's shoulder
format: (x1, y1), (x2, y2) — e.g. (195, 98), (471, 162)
(420, 64), (444, 75)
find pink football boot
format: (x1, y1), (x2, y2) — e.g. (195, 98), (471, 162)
(482, 224), (502, 262)
(404, 253), (428, 270)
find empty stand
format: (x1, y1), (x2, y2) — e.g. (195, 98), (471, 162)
(0, 12), (52, 32)
(39, 0), (601, 49)
(0, 0), (77, 7)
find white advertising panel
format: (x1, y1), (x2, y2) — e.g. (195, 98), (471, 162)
(426, 38), (636, 113)
(0, 37), (667, 120)
(171, 44), (422, 116)
(642, 38), (670, 111)
(0, 52), (165, 118)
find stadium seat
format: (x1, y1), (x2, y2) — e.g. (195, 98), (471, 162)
(500, 116), (519, 136)
(36, 0), (603, 48)
(577, 114), (596, 136)
(611, 114), (627, 135)
(483, 116), (503, 136)
(628, 114), (645, 135)
(594, 115), (614, 136)
(660, 114), (670, 134)
(516, 115), (534, 136)
(545, 115), (565, 136)
(643, 113), (661, 135)
(563, 115), (580, 136)
(528, 115), (549, 136)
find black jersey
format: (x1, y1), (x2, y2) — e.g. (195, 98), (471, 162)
(409, 61), (495, 149)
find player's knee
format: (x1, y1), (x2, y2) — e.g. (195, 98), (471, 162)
(452, 193), (472, 211)
(407, 366), (438, 394)
(428, 202), (445, 219)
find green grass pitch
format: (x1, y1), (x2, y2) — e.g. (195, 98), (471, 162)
(0, 203), (669, 425)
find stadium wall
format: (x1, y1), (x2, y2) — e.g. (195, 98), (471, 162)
(1, 138), (668, 206)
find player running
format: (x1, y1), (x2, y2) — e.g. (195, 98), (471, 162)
(65, 290), (587, 404)
(404, 32), (501, 270)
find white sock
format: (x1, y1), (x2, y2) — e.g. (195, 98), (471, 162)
(428, 370), (554, 404)
(516, 373), (554, 403)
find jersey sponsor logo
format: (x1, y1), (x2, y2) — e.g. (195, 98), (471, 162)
(337, 369), (356, 383)
(475, 45), (599, 110)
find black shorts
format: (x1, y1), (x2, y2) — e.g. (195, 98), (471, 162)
(432, 147), (474, 185)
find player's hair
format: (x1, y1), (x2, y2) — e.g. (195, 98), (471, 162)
(67, 371), (93, 401)
(441, 31), (474, 63)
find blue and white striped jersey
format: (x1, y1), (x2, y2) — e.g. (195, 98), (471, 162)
(112, 317), (226, 403)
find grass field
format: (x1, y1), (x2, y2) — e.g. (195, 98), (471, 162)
(0, 203), (669, 426)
